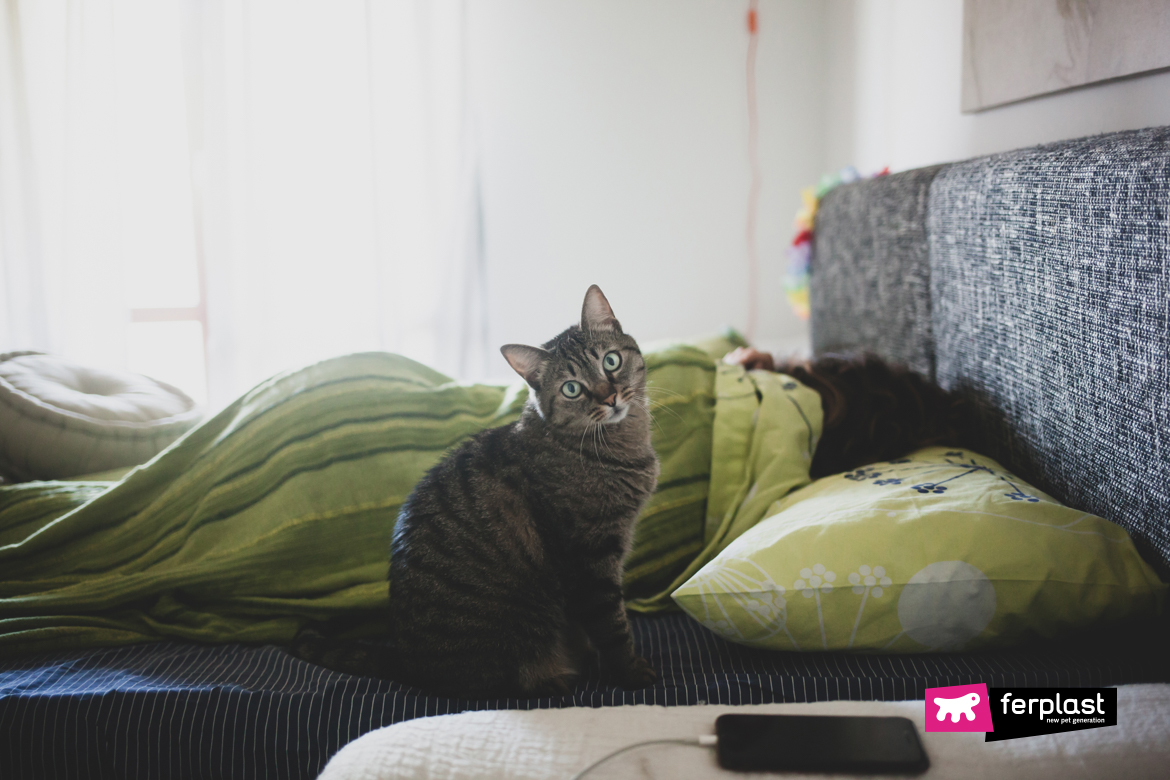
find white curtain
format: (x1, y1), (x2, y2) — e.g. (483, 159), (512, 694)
(1, 0), (141, 370)
(0, 0), (484, 411)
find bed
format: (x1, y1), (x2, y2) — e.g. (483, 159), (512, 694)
(3, 125), (1169, 779)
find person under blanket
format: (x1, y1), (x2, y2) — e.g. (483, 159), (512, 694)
(723, 346), (977, 479)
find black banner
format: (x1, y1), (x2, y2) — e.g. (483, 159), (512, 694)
(985, 688), (1117, 742)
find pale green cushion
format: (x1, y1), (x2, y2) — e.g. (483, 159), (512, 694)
(627, 362), (823, 610)
(672, 446), (1166, 652)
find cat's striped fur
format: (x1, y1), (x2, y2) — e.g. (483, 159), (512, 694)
(294, 286), (659, 697)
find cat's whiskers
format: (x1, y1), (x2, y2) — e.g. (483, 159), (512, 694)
(597, 420), (616, 459)
(625, 392), (648, 413)
(632, 393), (684, 424)
(641, 389), (689, 418)
(643, 384), (685, 399)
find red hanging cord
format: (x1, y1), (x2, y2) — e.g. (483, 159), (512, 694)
(745, 0), (761, 343)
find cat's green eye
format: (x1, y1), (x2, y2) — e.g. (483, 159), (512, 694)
(603, 351), (622, 371)
(561, 380), (582, 398)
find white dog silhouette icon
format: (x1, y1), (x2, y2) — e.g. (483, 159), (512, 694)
(934, 692), (980, 722)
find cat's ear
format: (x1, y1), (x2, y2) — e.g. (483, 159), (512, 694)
(581, 284), (622, 333)
(501, 344), (550, 385)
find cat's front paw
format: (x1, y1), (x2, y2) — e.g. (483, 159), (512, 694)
(614, 654), (657, 689)
(525, 673), (578, 698)
(291, 627), (326, 656)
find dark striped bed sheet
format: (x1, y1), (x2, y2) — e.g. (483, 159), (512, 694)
(1, 611), (1165, 780)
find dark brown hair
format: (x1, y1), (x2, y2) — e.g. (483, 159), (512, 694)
(775, 353), (978, 479)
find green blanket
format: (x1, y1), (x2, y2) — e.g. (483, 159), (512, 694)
(0, 335), (822, 657)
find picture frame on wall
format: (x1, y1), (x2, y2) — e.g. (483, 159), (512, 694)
(962, 0), (1170, 112)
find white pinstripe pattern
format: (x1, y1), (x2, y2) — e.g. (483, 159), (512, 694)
(1, 612), (1163, 779)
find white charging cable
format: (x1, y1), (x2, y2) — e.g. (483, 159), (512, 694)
(569, 735), (719, 780)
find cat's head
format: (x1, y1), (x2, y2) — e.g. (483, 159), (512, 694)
(501, 285), (647, 431)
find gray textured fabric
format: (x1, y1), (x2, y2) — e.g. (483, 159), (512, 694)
(811, 166), (944, 378)
(928, 127), (1170, 575)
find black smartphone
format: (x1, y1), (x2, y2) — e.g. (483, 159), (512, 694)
(715, 713), (929, 774)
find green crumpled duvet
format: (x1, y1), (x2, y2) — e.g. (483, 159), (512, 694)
(0, 335), (822, 657)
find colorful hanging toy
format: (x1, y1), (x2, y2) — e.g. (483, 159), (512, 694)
(784, 165), (888, 320)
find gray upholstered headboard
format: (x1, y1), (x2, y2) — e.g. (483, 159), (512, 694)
(811, 126), (1170, 578)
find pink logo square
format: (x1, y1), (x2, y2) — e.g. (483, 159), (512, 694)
(925, 683), (994, 732)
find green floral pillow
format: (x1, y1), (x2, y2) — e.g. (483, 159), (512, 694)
(672, 447), (1166, 652)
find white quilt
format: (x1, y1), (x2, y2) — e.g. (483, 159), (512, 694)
(319, 683), (1170, 780)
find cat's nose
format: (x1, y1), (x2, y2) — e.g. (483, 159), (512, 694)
(602, 393), (617, 407)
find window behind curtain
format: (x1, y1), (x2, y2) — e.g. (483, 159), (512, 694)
(1, 0), (480, 412)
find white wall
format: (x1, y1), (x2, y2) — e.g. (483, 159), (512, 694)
(825, 0), (1170, 174)
(469, 0), (826, 379)
(469, 0), (1170, 382)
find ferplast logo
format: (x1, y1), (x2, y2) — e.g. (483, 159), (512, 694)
(985, 688), (1117, 742)
(924, 683), (994, 733)
(999, 691), (1106, 722)
(927, 685), (1119, 741)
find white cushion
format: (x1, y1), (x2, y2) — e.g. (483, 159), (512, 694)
(318, 684), (1170, 780)
(0, 352), (203, 481)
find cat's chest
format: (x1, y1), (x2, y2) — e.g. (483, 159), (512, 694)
(544, 454), (657, 514)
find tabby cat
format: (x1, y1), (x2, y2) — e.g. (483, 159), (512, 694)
(295, 285), (659, 697)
